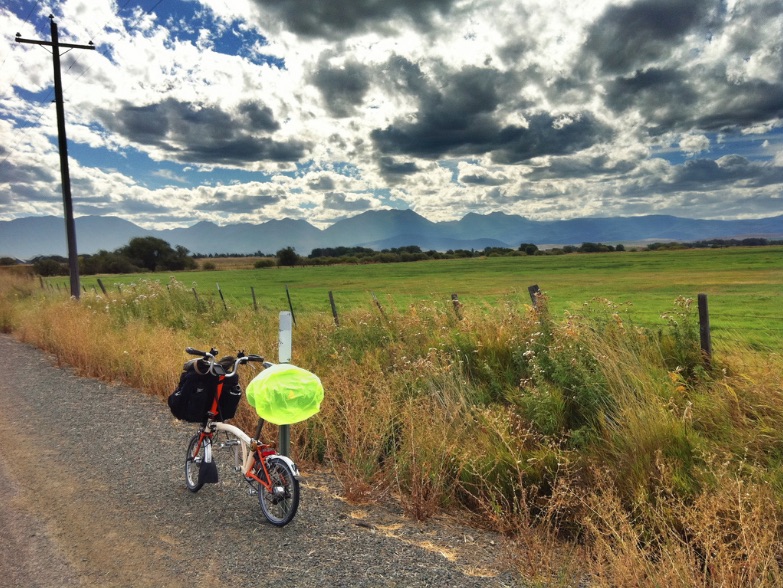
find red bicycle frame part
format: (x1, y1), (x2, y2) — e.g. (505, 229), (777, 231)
(192, 430), (212, 456)
(244, 445), (276, 490)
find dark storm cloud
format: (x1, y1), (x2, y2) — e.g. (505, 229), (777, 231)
(323, 191), (372, 211)
(606, 69), (783, 134)
(694, 81), (783, 132)
(10, 183), (62, 203)
(308, 176), (336, 191)
(1, 160), (58, 186)
(96, 98), (308, 164)
(605, 68), (699, 132)
(526, 154), (637, 181)
(250, 0), (456, 39)
(372, 63), (611, 162)
(585, 0), (718, 74)
(459, 173), (508, 186)
(237, 101), (280, 132)
(372, 65), (513, 158)
(592, 0), (783, 136)
(374, 109), (612, 163)
(671, 156), (783, 190)
(381, 55), (430, 96)
(491, 113), (613, 164)
(311, 56), (371, 117)
(378, 156), (419, 181)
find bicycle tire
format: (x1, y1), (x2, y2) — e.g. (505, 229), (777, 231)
(256, 457), (300, 526)
(185, 433), (207, 492)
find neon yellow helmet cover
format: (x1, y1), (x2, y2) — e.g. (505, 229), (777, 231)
(246, 364), (324, 425)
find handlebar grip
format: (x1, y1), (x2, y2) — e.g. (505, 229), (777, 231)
(247, 355), (265, 362)
(185, 347), (206, 356)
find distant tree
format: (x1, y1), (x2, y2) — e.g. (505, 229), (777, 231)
(519, 243), (539, 255)
(117, 237), (195, 271)
(615, 243), (626, 252)
(33, 258), (68, 276)
(80, 250), (139, 275)
(0, 257), (17, 266)
(276, 246), (300, 267)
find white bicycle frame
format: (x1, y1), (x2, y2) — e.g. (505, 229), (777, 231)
(208, 422), (301, 480)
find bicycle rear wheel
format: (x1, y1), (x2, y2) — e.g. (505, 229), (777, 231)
(256, 458), (300, 526)
(185, 433), (209, 492)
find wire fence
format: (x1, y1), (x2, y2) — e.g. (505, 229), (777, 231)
(42, 276), (783, 353)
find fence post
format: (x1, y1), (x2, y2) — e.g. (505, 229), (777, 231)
(192, 287), (200, 308)
(251, 287), (258, 312)
(698, 293), (712, 369)
(371, 292), (388, 321)
(451, 293), (463, 320)
(278, 311), (293, 457)
(285, 285), (296, 326)
(528, 284), (541, 308)
(97, 278), (107, 295)
(216, 283), (227, 311)
(329, 291), (339, 326)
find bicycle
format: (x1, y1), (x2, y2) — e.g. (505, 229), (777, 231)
(181, 347), (301, 527)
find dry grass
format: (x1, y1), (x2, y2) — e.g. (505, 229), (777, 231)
(197, 256), (269, 270)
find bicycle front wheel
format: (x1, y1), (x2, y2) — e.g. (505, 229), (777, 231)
(257, 458), (300, 526)
(185, 433), (208, 492)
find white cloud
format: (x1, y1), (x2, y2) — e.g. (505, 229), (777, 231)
(679, 133), (711, 157)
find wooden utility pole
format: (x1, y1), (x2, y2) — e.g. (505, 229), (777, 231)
(16, 16), (95, 299)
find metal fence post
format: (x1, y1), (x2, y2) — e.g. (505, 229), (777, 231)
(698, 293), (712, 369)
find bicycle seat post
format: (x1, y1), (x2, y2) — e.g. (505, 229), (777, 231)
(253, 417), (265, 441)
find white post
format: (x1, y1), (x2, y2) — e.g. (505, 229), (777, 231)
(278, 311), (293, 363)
(278, 311), (293, 455)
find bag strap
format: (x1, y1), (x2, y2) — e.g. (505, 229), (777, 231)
(209, 375), (226, 416)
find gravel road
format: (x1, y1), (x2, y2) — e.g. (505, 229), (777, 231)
(0, 334), (521, 587)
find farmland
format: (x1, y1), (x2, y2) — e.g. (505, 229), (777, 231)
(75, 246), (783, 350)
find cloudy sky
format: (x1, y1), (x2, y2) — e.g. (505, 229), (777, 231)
(1, 0), (782, 230)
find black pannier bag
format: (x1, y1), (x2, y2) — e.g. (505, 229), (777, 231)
(168, 359), (241, 422)
(217, 376), (242, 421)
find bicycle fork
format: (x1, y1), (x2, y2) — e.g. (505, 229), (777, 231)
(197, 432), (219, 485)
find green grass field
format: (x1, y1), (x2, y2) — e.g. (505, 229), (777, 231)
(74, 246), (783, 350)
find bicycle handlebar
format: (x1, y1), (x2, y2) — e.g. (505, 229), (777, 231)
(185, 347), (266, 377)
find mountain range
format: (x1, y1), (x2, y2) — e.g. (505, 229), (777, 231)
(2, 210), (783, 260)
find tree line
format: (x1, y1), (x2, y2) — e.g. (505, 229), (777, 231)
(29, 237), (196, 276)
(271, 242), (630, 266)
(14, 235), (783, 276)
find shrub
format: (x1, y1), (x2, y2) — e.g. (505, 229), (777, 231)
(254, 258), (276, 268)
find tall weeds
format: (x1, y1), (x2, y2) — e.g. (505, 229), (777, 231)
(2, 273), (781, 586)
